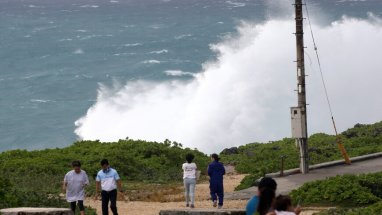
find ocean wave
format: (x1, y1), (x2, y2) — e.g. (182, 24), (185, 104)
(58, 38), (73, 42)
(122, 25), (136, 28)
(113, 52), (136, 56)
(164, 70), (195, 77)
(174, 34), (192, 40)
(142, 60), (161, 64)
(73, 48), (84, 54)
(27, 4), (44, 8)
(225, 1), (246, 8)
(30, 99), (54, 103)
(80, 5), (99, 8)
(149, 49), (168, 54)
(110, 0), (119, 3)
(122, 43), (142, 47)
(75, 16), (382, 153)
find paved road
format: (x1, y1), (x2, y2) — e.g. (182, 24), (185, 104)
(225, 156), (382, 200)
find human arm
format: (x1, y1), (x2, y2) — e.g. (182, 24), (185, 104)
(95, 181), (101, 200)
(114, 170), (123, 192)
(117, 179), (123, 192)
(245, 196), (259, 215)
(294, 206), (301, 215)
(62, 181), (67, 194)
(83, 172), (89, 187)
(62, 174), (68, 193)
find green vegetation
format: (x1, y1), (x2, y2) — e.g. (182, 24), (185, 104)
(0, 176), (96, 214)
(220, 121), (382, 190)
(0, 139), (209, 210)
(290, 173), (382, 206)
(1, 121), (382, 212)
(289, 172), (382, 215)
(315, 201), (382, 215)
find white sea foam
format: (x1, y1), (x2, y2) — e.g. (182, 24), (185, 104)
(225, 1), (246, 8)
(123, 43), (142, 47)
(142, 60), (161, 64)
(73, 48), (84, 54)
(30, 99), (53, 103)
(80, 5), (99, 8)
(164, 70), (195, 77)
(59, 38), (73, 42)
(110, 0), (119, 3)
(149, 49), (169, 54)
(113, 52), (135, 56)
(75, 15), (382, 153)
(174, 34), (192, 40)
(122, 25), (136, 28)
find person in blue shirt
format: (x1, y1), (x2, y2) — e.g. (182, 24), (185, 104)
(208, 153), (226, 209)
(95, 159), (123, 215)
(246, 177), (277, 215)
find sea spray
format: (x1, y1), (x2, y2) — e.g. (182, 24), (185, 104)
(75, 15), (382, 153)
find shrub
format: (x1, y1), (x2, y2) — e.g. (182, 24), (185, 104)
(290, 173), (382, 206)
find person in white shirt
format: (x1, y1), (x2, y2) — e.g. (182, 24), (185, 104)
(63, 160), (89, 215)
(182, 153), (197, 208)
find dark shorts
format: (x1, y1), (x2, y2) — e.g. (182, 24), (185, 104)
(70, 200), (85, 212)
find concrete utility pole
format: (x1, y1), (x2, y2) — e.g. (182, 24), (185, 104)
(291, 0), (309, 174)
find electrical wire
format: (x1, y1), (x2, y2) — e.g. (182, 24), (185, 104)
(303, 0), (334, 119)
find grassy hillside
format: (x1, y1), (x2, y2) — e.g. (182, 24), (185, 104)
(0, 139), (209, 209)
(220, 121), (382, 190)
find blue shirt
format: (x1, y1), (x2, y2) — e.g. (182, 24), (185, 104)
(246, 195), (259, 215)
(96, 168), (120, 191)
(208, 161), (226, 185)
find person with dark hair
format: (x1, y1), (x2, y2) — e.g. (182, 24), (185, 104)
(257, 187), (275, 215)
(246, 177), (277, 215)
(63, 160), (89, 215)
(266, 195), (301, 215)
(95, 159), (123, 215)
(182, 153), (197, 208)
(208, 153), (225, 209)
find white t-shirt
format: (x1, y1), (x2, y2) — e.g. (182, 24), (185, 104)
(182, 162), (197, 179)
(275, 211), (296, 215)
(64, 170), (89, 202)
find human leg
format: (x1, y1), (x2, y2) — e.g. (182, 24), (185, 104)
(184, 179), (190, 206)
(189, 178), (196, 206)
(70, 201), (76, 213)
(217, 184), (224, 207)
(77, 200), (85, 215)
(101, 190), (110, 215)
(109, 189), (118, 215)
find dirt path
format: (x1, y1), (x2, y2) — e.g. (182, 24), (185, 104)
(85, 171), (321, 215)
(85, 174), (247, 214)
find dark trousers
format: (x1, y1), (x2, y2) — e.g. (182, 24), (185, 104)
(70, 200), (84, 213)
(101, 189), (118, 215)
(210, 184), (224, 206)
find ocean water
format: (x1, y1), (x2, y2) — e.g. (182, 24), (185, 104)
(1, 0), (382, 152)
